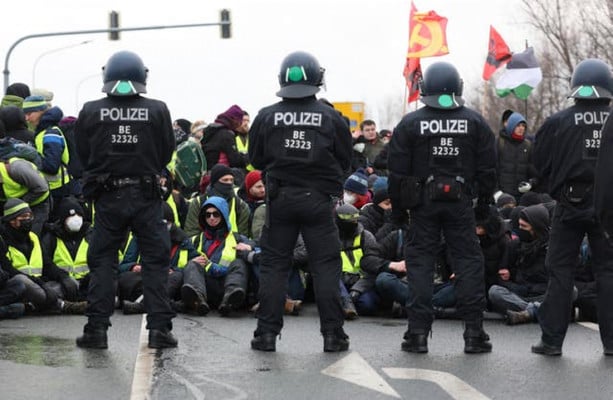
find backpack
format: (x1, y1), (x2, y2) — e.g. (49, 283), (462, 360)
(0, 138), (42, 168)
(174, 140), (207, 189)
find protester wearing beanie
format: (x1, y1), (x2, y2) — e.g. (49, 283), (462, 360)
(343, 169), (371, 209)
(1, 82), (30, 108)
(244, 170), (264, 203)
(201, 104), (249, 169)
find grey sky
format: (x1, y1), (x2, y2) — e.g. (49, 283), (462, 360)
(1, 0), (530, 127)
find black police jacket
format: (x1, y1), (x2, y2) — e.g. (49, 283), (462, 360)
(387, 105), (497, 206)
(248, 96), (352, 196)
(534, 100), (610, 201)
(75, 95), (175, 178)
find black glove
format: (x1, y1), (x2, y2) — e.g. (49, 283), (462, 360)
(61, 276), (79, 301)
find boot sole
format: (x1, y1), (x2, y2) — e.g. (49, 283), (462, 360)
(76, 339), (108, 349)
(401, 344), (428, 353)
(464, 346), (492, 354)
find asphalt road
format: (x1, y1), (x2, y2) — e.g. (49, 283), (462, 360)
(0, 306), (612, 400)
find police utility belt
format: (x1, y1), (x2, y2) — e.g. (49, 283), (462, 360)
(425, 175), (465, 202)
(103, 176), (158, 193)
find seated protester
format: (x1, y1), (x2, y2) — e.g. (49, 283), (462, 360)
(201, 104), (248, 170)
(335, 204), (385, 319)
(0, 249), (27, 319)
(237, 169), (266, 239)
(0, 105), (35, 145)
(40, 197), (92, 313)
(496, 192), (517, 221)
(343, 169), (372, 210)
(1, 198), (83, 314)
(488, 204), (550, 325)
(358, 181), (395, 242)
(118, 203), (199, 314)
(184, 164), (250, 237)
(476, 206), (511, 292)
(160, 169), (189, 229)
(375, 229), (456, 318)
(181, 196), (253, 316)
(0, 155), (50, 236)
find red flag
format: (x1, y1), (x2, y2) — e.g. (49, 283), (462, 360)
(482, 25), (512, 80)
(407, 9), (449, 58)
(403, 57), (422, 103)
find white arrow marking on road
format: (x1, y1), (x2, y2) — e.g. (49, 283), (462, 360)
(321, 352), (401, 398)
(383, 368), (490, 400)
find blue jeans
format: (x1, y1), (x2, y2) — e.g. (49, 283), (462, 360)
(339, 280), (380, 315)
(375, 272), (456, 308)
(488, 284), (542, 319)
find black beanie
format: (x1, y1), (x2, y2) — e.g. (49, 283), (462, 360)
(5, 82), (30, 98)
(209, 164), (233, 184)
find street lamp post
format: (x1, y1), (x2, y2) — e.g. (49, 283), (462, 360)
(31, 40), (92, 88)
(3, 14), (232, 92)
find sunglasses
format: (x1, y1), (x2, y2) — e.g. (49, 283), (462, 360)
(205, 211), (221, 219)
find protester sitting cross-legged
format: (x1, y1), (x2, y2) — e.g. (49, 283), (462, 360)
(488, 204), (550, 325)
(181, 196), (254, 316)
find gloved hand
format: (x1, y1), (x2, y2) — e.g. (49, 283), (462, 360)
(353, 143), (366, 153)
(61, 276), (79, 301)
(518, 181), (532, 194)
(236, 250), (250, 262)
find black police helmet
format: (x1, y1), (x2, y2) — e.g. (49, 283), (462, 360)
(419, 61), (464, 109)
(568, 58), (613, 100)
(277, 51), (325, 99)
(102, 51), (148, 96)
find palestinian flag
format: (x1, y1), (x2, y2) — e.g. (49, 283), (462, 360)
(495, 47), (542, 100)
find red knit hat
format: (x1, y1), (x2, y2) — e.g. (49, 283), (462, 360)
(244, 170), (262, 193)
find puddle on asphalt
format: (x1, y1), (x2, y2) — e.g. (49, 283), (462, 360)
(0, 333), (76, 367)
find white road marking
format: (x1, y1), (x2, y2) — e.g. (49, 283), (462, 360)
(578, 322), (599, 332)
(383, 368), (491, 400)
(321, 352), (401, 398)
(130, 315), (155, 400)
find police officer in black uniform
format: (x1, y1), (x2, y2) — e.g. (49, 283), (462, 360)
(532, 58), (613, 356)
(74, 51), (177, 349)
(248, 51), (353, 352)
(388, 61), (496, 354)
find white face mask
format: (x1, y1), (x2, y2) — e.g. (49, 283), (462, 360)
(65, 215), (83, 232)
(343, 192), (357, 205)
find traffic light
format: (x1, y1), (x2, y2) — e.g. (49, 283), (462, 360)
(109, 11), (120, 41)
(220, 9), (231, 39)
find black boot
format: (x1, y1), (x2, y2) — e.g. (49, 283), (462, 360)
(531, 340), (562, 356)
(464, 321), (492, 353)
(76, 323), (108, 349)
(251, 331), (277, 352)
(341, 296), (358, 320)
(148, 329), (178, 349)
(218, 287), (246, 316)
(401, 330), (429, 353)
(323, 328), (350, 352)
(506, 309), (533, 325)
(181, 284), (209, 316)
(122, 300), (145, 315)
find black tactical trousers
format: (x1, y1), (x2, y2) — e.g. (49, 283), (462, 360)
(538, 204), (613, 348)
(256, 186), (344, 335)
(405, 198), (486, 332)
(86, 185), (175, 331)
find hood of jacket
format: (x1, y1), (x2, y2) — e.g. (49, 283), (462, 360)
(36, 106), (63, 132)
(199, 195), (231, 233)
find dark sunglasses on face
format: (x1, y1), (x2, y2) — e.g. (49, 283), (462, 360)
(205, 211), (221, 219)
